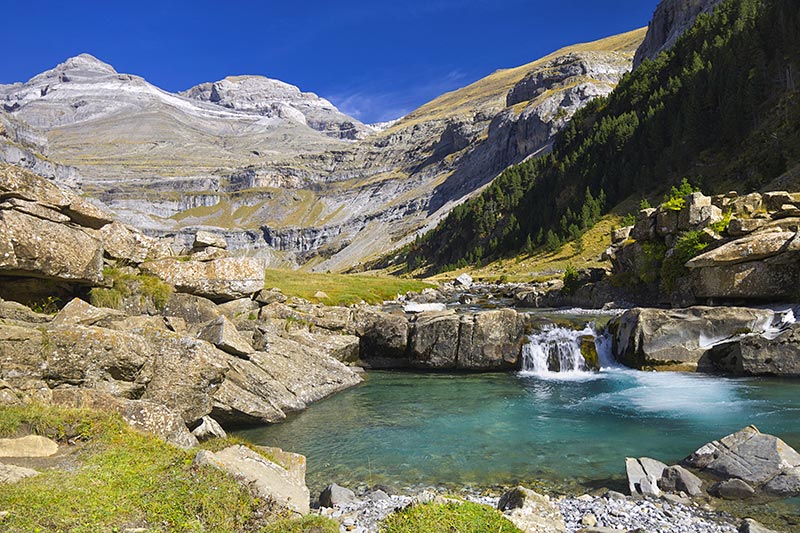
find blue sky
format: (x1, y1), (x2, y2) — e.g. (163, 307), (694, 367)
(1, 0), (660, 123)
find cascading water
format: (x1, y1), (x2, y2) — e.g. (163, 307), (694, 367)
(520, 324), (615, 376)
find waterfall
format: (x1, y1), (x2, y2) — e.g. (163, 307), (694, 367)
(521, 324), (613, 376)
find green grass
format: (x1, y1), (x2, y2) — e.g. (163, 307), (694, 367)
(260, 515), (339, 533)
(264, 269), (434, 306)
(380, 502), (523, 533)
(0, 404), (301, 532)
(90, 267), (173, 311)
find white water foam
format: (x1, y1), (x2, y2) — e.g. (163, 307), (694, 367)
(520, 324), (614, 380)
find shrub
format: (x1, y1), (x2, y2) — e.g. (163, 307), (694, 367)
(709, 210), (732, 234)
(563, 265), (581, 294)
(660, 230), (709, 291)
(662, 178), (700, 211)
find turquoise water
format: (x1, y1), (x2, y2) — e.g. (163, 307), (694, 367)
(237, 368), (800, 494)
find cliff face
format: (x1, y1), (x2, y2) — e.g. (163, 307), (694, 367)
(633, 0), (724, 67)
(0, 30), (645, 271)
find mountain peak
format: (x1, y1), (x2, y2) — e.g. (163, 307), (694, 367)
(28, 53), (118, 84)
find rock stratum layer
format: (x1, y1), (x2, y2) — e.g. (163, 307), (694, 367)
(0, 29), (645, 271)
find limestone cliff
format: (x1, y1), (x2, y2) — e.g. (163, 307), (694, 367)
(633, 0), (724, 67)
(0, 30), (645, 271)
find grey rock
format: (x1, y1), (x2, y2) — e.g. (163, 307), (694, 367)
(197, 316), (254, 358)
(685, 425), (800, 497)
(631, 208), (656, 241)
(739, 518), (781, 533)
(0, 462), (39, 483)
(194, 445), (310, 514)
(713, 479), (756, 499)
(705, 324), (800, 377)
(610, 306), (773, 370)
(634, 0), (724, 67)
(193, 230), (227, 249)
(143, 257), (265, 302)
(626, 457), (667, 497)
(403, 302), (447, 314)
(612, 225), (633, 244)
(190, 415), (227, 442)
(319, 483), (359, 507)
(658, 465), (704, 496)
(455, 273), (474, 288)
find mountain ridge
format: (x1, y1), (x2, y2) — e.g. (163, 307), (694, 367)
(0, 29), (647, 271)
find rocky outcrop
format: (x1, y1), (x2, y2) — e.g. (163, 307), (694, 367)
(181, 75), (372, 141)
(194, 444), (310, 514)
(357, 308), (528, 371)
(634, 0), (725, 67)
(609, 306), (773, 370)
(683, 426), (800, 499)
(705, 322), (800, 377)
(0, 296), (361, 442)
(143, 257), (265, 302)
(1, 29), (645, 272)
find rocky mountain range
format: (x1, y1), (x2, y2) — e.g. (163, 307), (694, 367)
(0, 0), (717, 272)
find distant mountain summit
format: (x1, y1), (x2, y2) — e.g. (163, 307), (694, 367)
(182, 76), (372, 140)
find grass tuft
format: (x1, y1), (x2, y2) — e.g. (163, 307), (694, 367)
(380, 501), (523, 533)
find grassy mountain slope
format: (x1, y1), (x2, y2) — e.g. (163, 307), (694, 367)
(399, 0), (800, 274)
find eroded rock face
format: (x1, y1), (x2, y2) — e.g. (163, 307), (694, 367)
(143, 257), (265, 301)
(0, 208), (103, 284)
(633, 0), (724, 67)
(610, 306), (773, 369)
(51, 388), (198, 449)
(683, 426), (800, 498)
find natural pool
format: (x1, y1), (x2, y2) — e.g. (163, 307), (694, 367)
(238, 366), (800, 495)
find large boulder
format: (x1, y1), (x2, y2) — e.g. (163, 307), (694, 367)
(0, 209), (103, 284)
(705, 323), (800, 376)
(457, 309), (526, 370)
(687, 231), (800, 301)
(50, 388), (198, 449)
(197, 316), (253, 358)
(686, 232), (800, 268)
(98, 221), (172, 264)
(194, 445), (310, 514)
(354, 307), (410, 366)
(143, 257), (264, 301)
(683, 426), (800, 498)
(408, 311), (461, 369)
(0, 435), (58, 458)
(610, 306), (773, 369)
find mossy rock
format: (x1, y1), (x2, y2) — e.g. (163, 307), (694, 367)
(580, 335), (599, 370)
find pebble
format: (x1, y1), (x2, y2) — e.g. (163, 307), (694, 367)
(315, 486), (740, 533)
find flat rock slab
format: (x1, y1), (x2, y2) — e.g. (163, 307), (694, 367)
(0, 462), (39, 483)
(194, 445), (310, 514)
(0, 435), (58, 458)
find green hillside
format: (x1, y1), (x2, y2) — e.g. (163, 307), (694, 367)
(397, 0), (800, 274)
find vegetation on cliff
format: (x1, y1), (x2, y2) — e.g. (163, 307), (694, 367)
(401, 0), (800, 273)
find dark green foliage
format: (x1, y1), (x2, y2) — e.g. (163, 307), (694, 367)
(660, 231), (710, 291)
(403, 0), (800, 273)
(563, 265), (581, 294)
